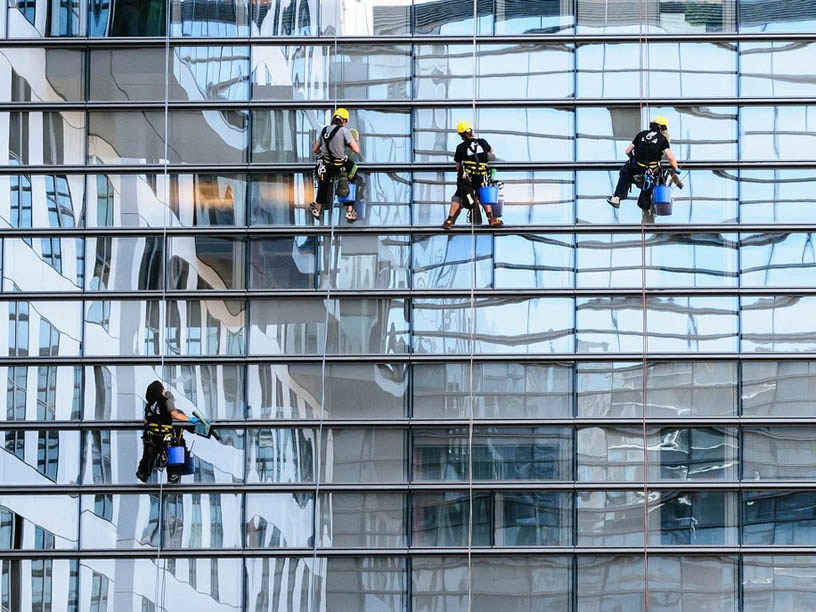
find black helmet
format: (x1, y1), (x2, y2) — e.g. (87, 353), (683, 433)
(145, 380), (164, 403)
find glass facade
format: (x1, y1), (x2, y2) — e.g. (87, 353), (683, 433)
(1, 0), (816, 610)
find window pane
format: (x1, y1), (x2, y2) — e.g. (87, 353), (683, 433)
(577, 296), (739, 353)
(88, 111), (165, 165)
(84, 300), (162, 357)
(2, 174), (84, 228)
(4, 110), (84, 165)
(576, 0), (737, 33)
(89, 0), (166, 36)
(83, 364), (165, 420)
(169, 110), (248, 164)
(577, 168), (738, 226)
(413, 234), (494, 290)
(742, 361), (816, 417)
(742, 296), (816, 352)
(413, 362), (573, 420)
(315, 234), (410, 290)
(741, 233), (816, 287)
(577, 556), (645, 610)
(85, 237), (164, 291)
(5, 301), (82, 357)
(169, 173), (247, 227)
(741, 106), (816, 160)
(0, 496), (77, 548)
(168, 237), (246, 290)
(740, 42), (816, 97)
(321, 0), (409, 35)
(245, 493), (313, 547)
(744, 491), (816, 545)
(576, 106), (737, 162)
(170, 0), (249, 36)
(318, 493), (405, 547)
(251, 108), (409, 163)
(652, 491), (737, 545)
(321, 428), (405, 483)
(647, 556), (737, 610)
(577, 232), (738, 288)
(744, 427), (816, 480)
(743, 555), (816, 611)
(739, 0), (816, 32)
(739, 170), (816, 224)
(5, 238), (83, 291)
(415, 107), (574, 163)
(8, 0), (84, 36)
(0, 48), (84, 101)
(245, 556), (322, 611)
(413, 297), (574, 355)
(325, 558), (406, 612)
(416, 43), (573, 100)
(89, 48), (166, 101)
(85, 174), (168, 227)
(166, 299), (246, 356)
(411, 492), (491, 547)
(247, 363), (407, 420)
(249, 298), (409, 356)
(0, 430), (79, 484)
(172, 46), (250, 101)
(495, 234), (575, 289)
(246, 428), (315, 483)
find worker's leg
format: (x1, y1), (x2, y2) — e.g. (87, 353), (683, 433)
(609, 160), (635, 207)
(443, 197), (463, 229)
(136, 434), (160, 482)
(311, 168), (334, 218)
(637, 186), (653, 210)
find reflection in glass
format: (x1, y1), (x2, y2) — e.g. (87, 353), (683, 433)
(84, 300), (161, 357)
(576, 233), (738, 288)
(0, 49), (84, 101)
(245, 556), (322, 612)
(168, 237), (246, 290)
(0, 559), (78, 612)
(169, 173), (247, 226)
(247, 363), (407, 420)
(317, 234), (410, 290)
(413, 362), (572, 420)
(249, 298), (409, 356)
(743, 427), (816, 480)
(4, 237), (83, 292)
(578, 556), (645, 610)
(577, 43), (736, 98)
(321, 428), (405, 483)
(742, 296), (816, 352)
(5, 111), (84, 165)
(739, 0), (816, 32)
(413, 297), (574, 355)
(5, 365), (81, 421)
(0, 430), (79, 484)
(89, 48), (166, 101)
(170, 0), (249, 36)
(413, 556), (571, 612)
(89, 0), (166, 36)
(246, 428), (315, 483)
(740, 42), (816, 97)
(413, 234), (493, 290)
(169, 110), (248, 164)
(577, 491), (644, 546)
(647, 556), (737, 610)
(744, 491), (816, 545)
(172, 46), (250, 101)
(415, 44), (573, 100)
(325, 557), (406, 612)
(412, 492), (491, 547)
(576, 0), (736, 33)
(164, 363), (246, 420)
(653, 491), (737, 545)
(250, 236), (316, 289)
(8, 0), (84, 37)
(742, 361), (816, 417)
(245, 493), (313, 547)
(743, 555), (816, 611)
(741, 106), (816, 161)
(739, 170), (816, 224)
(5, 300), (82, 357)
(495, 234), (574, 289)
(0, 496), (77, 549)
(741, 233), (816, 287)
(85, 174), (168, 227)
(415, 107), (574, 163)
(1, 174), (84, 228)
(88, 111), (165, 165)
(318, 493), (405, 547)
(85, 236), (163, 291)
(166, 300), (246, 356)
(577, 296), (738, 353)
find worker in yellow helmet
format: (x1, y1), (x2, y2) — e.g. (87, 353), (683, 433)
(442, 120), (503, 229)
(607, 115), (680, 212)
(310, 108), (362, 223)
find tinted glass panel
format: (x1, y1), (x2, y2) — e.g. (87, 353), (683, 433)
(742, 361), (816, 417)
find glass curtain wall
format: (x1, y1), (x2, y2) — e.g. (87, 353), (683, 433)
(1, 0), (816, 610)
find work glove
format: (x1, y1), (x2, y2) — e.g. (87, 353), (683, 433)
(188, 416), (201, 424)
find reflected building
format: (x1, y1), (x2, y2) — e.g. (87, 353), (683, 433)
(2, 0), (816, 610)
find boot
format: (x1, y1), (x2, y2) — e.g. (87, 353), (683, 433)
(442, 208), (461, 230)
(488, 214), (504, 227)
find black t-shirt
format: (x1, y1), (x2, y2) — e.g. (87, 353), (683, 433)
(145, 396), (173, 426)
(632, 129), (670, 164)
(454, 138), (491, 165)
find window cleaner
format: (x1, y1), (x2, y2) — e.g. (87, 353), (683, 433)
(442, 120), (504, 229)
(309, 108), (362, 223)
(607, 116), (682, 216)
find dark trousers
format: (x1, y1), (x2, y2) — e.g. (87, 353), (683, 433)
(315, 159), (357, 207)
(137, 432), (180, 482)
(614, 159), (653, 210)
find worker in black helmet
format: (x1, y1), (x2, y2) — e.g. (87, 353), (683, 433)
(309, 108), (362, 223)
(136, 380), (198, 483)
(442, 120), (503, 229)
(607, 115), (680, 211)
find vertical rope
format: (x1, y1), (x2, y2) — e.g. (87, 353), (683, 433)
(466, 1), (478, 610)
(311, 5), (341, 610)
(638, 2), (651, 610)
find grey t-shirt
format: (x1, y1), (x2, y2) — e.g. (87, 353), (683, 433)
(317, 124), (354, 159)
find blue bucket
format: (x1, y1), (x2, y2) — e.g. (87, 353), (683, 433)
(180, 450), (196, 475)
(478, 186), (499, 205)
(652, 185), (672, 216)
(167, 445), (185, 466)
(336, 182), (356, 203)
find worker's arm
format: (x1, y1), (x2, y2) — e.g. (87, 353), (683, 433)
(312, 139), (321, 154)
(663, 148), (680, 173)
(625, 143), (635, 158)
(170, 409), (191, 421)
(487, 146), (496, 161)
(348, 138), (361, 155)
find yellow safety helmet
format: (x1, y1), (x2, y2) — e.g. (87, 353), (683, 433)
(456, 120), (472, 134)
(333, 108), (350, 121)
(651, 115), (669, 129)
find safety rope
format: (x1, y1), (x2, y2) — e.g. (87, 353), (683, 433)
(638, 2), (651, 609)
(465, 2), (479, 610)
(310, 9), (341, 610)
